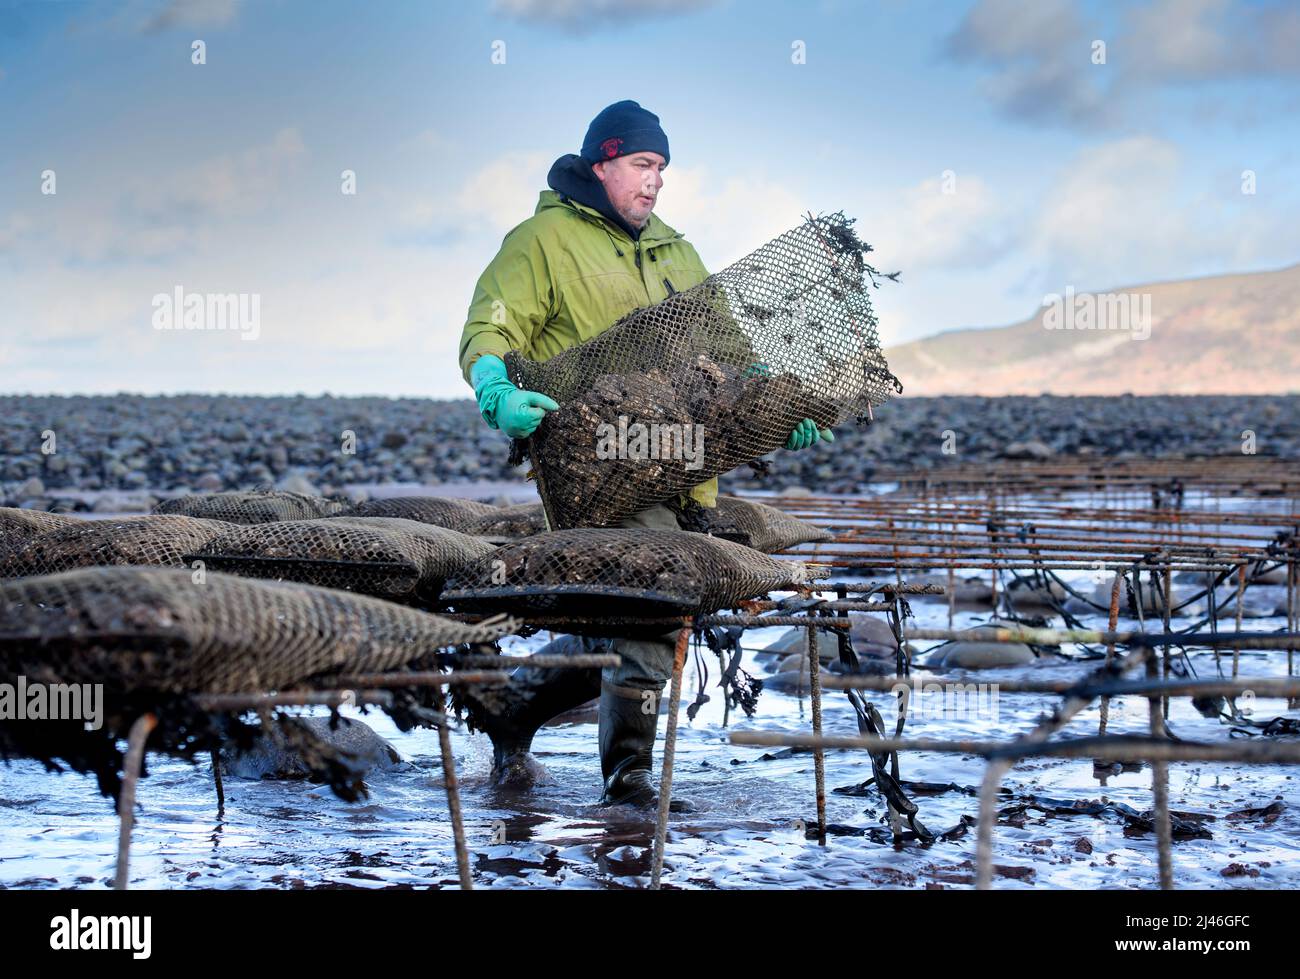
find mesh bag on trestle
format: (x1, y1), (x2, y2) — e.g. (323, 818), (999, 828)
(461, 502), (547, 539)
(695, 496), (834, 553)
(155, 490), (346, 523)
(336, 496), (499, 530)
(0, 566), (514, 801)
(442, 528), (829, 636)
(506, 212), (900, 529)
(184, 516), (497, 605)
(0, 507), (82, 562)
(0, 507), (81, 540)
(0, 514), (231, 578)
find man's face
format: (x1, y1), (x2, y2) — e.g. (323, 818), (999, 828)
(592, 151), (666, 230)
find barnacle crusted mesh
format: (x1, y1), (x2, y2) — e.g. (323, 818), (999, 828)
(0, 566), (508, 692)
(184, 516), (497, 604)
(507, 212), (898, 529)
(336, 496), (499, 530)
(0, 566), (514, 801)
(0, 507), (81, 539)
(442, 528), (829, 635)
(461, 502), (547, 539)
(156, 490), (346, 523)
(700, 495), (834, 553)
(0, 514), (231, 578)
(0, 508), (82, 563)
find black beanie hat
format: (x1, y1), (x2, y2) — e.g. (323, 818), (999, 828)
(580, 100), (670, 166)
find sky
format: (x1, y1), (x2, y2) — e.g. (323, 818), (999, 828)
(1, 0), (1297, 397)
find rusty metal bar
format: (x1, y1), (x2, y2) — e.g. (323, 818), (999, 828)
(974, 648), (1150, 889)
(818, 674), (1300, 699)
(808, 617), (827, 846)
(194, 690), (397, 710)
(651, 623), (693, 890)
(433, 685), (473, 891)
(114, 712), (157, 891)
(728, 731), (1300, 764)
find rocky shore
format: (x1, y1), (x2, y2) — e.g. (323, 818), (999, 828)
(2, 393), (1296, 510)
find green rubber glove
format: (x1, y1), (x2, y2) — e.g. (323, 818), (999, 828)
(785, 417), (835, 451)
(471, 354), (559, 439)
(745, 366), (834, 450)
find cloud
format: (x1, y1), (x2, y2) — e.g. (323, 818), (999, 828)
(0, 213), (33, 252)
(1124, 0), (1300, 81)
(491, 0), (721, 33)
(1031, 136), (1185, 283)
(1023, 135), (1300, 291)
(389, 149), (805, 273)
(7, 128), (309, 269)
(138, 0), (239, 34)
(649, 165), (807, 270)
(944, 0), (1109, 125)
(133, 127), (306, 220)
(947, 0), (1300, 127)
(384, 149), (550, 249)
(455, 151), (553, 234)
(945, 0), (1080, 61)
(869, 174), (1010, 273)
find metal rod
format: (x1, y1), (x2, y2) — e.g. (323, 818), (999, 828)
(326, 670), (512, 688)
(114, 712), (157, 891)
(1148, 654), (1173, 890)
(818, 674), (1300, 699)
(881, 627), (1300, 648)
(440, 654), (621, 670)
(1099, 571), (1123, 736)
(433, 687), (472, 891)
(728, 731), (1300, 763)
(651, 623), (693, 890)
(1234, 563), (1247, 679)
(194, 690), (396, 710)
(807, 619), (827, 846)
(973, 651), (1131, 889)
(211, 748), (224, 812)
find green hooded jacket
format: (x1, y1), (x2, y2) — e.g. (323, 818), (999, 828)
(459, 188), (718, 508)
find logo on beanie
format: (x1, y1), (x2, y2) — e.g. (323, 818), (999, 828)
(601, 136), (624, 159)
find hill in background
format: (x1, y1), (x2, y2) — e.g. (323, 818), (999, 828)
(884, 263), (1300, 396)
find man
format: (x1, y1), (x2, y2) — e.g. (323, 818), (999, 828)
(458, 100), (832, 808)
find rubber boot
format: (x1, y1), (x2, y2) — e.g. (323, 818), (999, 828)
(598, 681), (658, 805)
(460, 636), (602, 788)
(597, 681), (694, 812)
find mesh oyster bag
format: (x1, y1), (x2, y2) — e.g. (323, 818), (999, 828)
(698, 495), (834, 553)
(506, 212), (899, 529)
(0, 514), (231, 578)
(0, 566), (514, 801)
(441, 527), (829, 636)
(0, 507), (82, 562)
(460, 502), (547, 539)
(156, 490), (346, 523)
(0, 507), (81, 540)
(0, 565), (510, 692)
(184, 516), (497, 605)
(336, 495), (499, 530)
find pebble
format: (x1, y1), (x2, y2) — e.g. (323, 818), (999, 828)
(924, 621), (1037, 669)
(763, 666), (832, 694)
(220, 716), (403, 780)
(2, 394), (1297, 505)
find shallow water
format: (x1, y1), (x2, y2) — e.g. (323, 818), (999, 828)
(2, 491), (1298, 890)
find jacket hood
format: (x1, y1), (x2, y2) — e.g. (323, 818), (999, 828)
(545, 153), (682, 245)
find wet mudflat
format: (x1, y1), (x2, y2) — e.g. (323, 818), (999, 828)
(3, 611), (1295, 889)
